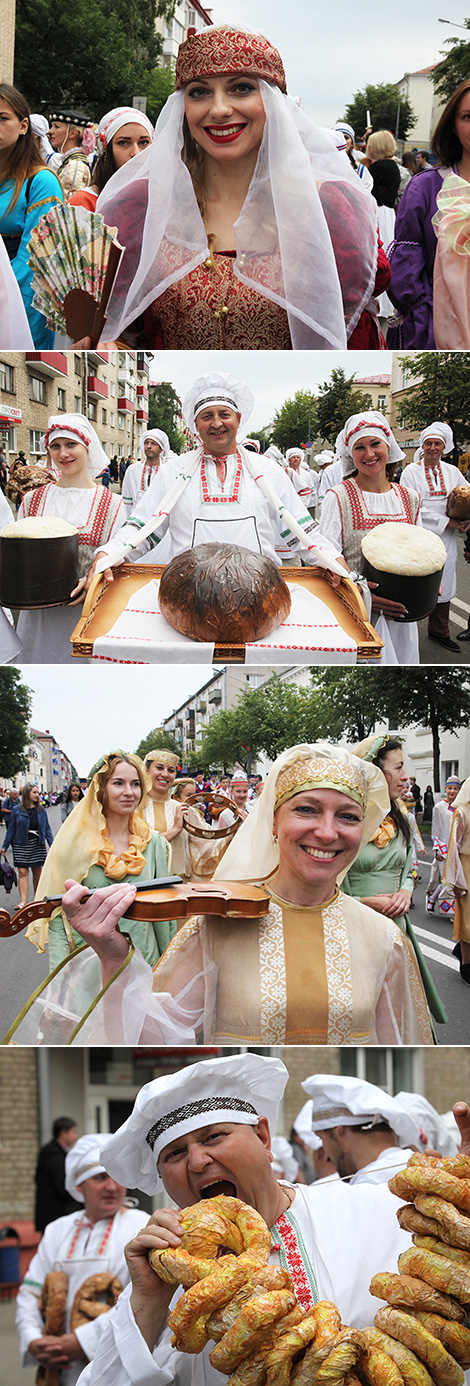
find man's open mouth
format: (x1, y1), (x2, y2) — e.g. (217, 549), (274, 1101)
(200, 1179), (237, 1198)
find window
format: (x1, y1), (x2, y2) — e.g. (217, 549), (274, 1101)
(74, 394), (81, 412)
(110, 411), (115, 427)
(378, 394), (386, 410)
(127, 418), (131, 434)
(74, 354), (82, 375)
(88, 401), (96, 421)
(109, 353), (116, 365)
(5, 426), (16, 450)
(102, 408), (107, 424)
(30, 429), (44, 453)
(339, 1047), (420, 1092)
(443, 760), (459, 783)
(29, 376), (46, 404)
(57, 387), (66, 409)
(0, 362), (14, 391)
(118, 413), (125, 429)
(118, 353), (127, 370)
(110, 382), (115, 397)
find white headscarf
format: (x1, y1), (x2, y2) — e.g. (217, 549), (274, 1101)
(336, 411), (405, 478)
(97, 40), (378, 349)
(413, 422), (454, 464)
(97, 106), (154, 150)
(213, 742), (390, 886)
(0, 238), (34, 347)
(30, 113), (55, 162)
(43, 413), (110, 479)
(271, 1136), (299, 1182)
(140, 428), (171, 461)
(183, 372), (255, 434)
(264, 444), (284, 464)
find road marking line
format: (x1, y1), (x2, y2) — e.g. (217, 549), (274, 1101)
(413, 925), (454, 949)
(418, 944), (459, 971)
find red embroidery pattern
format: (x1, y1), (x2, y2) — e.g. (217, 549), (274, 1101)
(66, 1215), (114, 1259)
(424, 462), (446, 496)
(44, 425), (91, 450)
(345, 419), (391, 445)
(201, 452), (243, 503)
(175, 27), (287, 93)
(342, 478), (415, 531)
(274, 1214), (315, 1311)
(145, 248), (292, 351)
(24, 484), (118, 548)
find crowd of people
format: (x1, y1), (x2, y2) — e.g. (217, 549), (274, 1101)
(10, 1053), (468, 1384)
(2, 25), (470, 349)
(3, 732), (470, 1047)
(1, 371), (469, 666)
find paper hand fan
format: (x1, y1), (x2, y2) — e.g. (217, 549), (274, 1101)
(28, 204), (124, 344)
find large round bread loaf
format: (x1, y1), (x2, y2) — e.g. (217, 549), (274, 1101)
(446, 487), (470, 520)
(159, 544), (292, 643)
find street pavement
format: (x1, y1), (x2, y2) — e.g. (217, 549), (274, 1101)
(0, 809), (466, 1043)
(419, 542), (470, 665)
(0, 1300), (35, 1386)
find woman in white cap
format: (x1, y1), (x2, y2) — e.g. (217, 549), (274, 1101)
(20, 743), (434, 1045)
(318, 411), (422, 664)
(400, 422), (470, 652)
(88, 371), (346, 583)
(22, 748), (176, 975)
(92, 24), (384, 351)
(68, 106), (154, 213)
(15, 413), (124, 663)
(344, 733), (447, 1027)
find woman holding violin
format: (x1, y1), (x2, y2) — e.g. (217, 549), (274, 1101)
(12, 744), (434, 1046)
(25, 750), (176, 970)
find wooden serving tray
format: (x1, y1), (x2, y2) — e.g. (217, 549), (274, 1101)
(71, 565), (383, 663)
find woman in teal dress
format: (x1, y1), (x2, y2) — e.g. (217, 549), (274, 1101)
(24, 750), (176, 969)
(343, 734), (447, 1026)
(0, 83), (62, 346)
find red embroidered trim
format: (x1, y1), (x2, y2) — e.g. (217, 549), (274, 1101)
(24, 483), (118, 547)
(345, 419), (391, 445)
(424, 462), (446, 496)
(44, 425), (91, 449)
(201, 451), (243, 503)
(275, 1214), (315, 1311)
(342, 478), (415, 531)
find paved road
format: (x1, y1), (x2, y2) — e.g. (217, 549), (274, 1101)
(0, 812), (467, 1044)
(419, 541), (470, 665)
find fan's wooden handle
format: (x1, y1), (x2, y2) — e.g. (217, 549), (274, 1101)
(63, 288), (98, 342)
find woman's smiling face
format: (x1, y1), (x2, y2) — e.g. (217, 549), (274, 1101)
(273, 788), (364, 893)
(351, 435), (389, 484)
(184, 74), (266, 161)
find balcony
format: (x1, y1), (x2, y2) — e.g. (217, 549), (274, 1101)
(137, 409), (149, 424)
(185, 707), (195, 721)
(25, 352), (68, 378)
(87, 376), (108, 400)
(208, 688), (222, 704)
(118, 366), (135, 388)
(87, 350), (109, 366)
(196, 700), (207, 713)
(137, 353), (150, 376)
(117, 396), (135, 413)
(137, 384), (148, 399)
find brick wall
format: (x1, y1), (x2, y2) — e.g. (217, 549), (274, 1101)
(0, 1052), (39, 1220)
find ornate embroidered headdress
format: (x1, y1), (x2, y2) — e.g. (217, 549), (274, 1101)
(274, 755), (368, 813)
(175, 25), (287, 93)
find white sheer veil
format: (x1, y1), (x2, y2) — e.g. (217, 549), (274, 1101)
(98, 80), (378, 348)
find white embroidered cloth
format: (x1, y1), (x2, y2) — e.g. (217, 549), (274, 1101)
(90, 580), (358, 664)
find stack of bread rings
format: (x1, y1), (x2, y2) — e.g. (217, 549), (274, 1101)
(69, 1271), (123, 1331)
(36, 1271), (67, 1386)
(148, 1164), (470, 1386)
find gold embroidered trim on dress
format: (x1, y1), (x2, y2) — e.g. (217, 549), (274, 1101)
(259, 901), (287, 1042)
(323, 891), (355, 1044)
(28, 197), (62, 214)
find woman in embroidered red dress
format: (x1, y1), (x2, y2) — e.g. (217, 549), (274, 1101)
(318, 411), (421, 665)
(94, 25), (387, 351)
(16, 413), (124, 663)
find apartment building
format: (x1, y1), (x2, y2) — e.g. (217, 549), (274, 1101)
(354, 374), (391, 413)
(155, 0), (213, 68)
(162, 665), (283, 765)
(0, 350), (152, 463)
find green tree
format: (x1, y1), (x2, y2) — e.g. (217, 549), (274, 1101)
(271, 391), (318, 452)
(14, 0), (175, 117)
(316, 369), (373, 446)
(197, 677), (319, 769)
(0, 669), (32, 780)
(373, 670), (470, 791)
(148, 382), (185, 453)
(307, 669), (389, 742)
(196, 708), (247, 773)
(135, 728), (181, 761)
(434, 25), (470, 103)
(398, 352), (470, 460)
(343, 84), (415, 143)
(145, 65), (176, 123)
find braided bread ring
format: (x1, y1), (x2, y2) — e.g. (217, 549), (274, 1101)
(38, 1271), (67, 1335)
(150, 1196), (271, 1286)
(388, 1170), (470, 1216)
(414, 1196), (470, 1252)
(369, 1272), (465, 1321)
(263, 1307), (319, 1386)
(226, 1307), (305, 1386)
(397, 1207), (441, 1240)
(374, 1309), (465, 1386)
(210, 1288), (296, 1372)
(398, 1248), (470, 1305)
(313, 1328), (366, 1386)
(412, 1235), (470, 1267)
(363, 1326), (434, 1386)
(207, 1267), (293, 1339)
(358, 1343), (405, 1386)
(410, 1314), (470, 1370)
(69, 1272), (123, 1331)
(169, 1256), (249, 1352)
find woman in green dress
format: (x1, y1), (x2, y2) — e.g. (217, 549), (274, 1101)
(24, 750), (176, 969)
(343, 733), (447, 1026)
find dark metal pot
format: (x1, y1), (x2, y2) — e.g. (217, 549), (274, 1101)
(0, 533), (79, 608)
(362, 557), (445, 622)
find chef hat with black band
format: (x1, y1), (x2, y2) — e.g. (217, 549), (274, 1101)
(301, 1075), (420, 1148)
(183, 373), (255, 434)
(100, 1053), (288, 1194)
(65, 1134), (110, 1202)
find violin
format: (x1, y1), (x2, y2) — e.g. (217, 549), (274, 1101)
(0, 876), (270, 937)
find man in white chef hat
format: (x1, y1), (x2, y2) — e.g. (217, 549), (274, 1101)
(293, 1100), (338, 1183)
(302, 1074), (420, 1185)
(74, 1053), (470, 1386)
(16, 1134), (144, 1383)
(87, 371), (347, 585)
(121, 428), (175, 525)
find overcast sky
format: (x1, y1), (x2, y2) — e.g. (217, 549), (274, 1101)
(149, 349), (390, 433)
(209, 0), (465, 126)
(23, 665), (218, 776)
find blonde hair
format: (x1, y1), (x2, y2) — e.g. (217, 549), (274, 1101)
(95, 753), (149, 813)
(367, 130), (396, 160)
